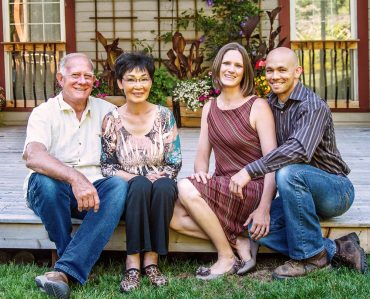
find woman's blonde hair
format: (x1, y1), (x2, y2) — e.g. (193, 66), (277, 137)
(211, 42), (255, 97)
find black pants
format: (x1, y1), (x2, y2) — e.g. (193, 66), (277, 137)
(125, 176), (177, 255)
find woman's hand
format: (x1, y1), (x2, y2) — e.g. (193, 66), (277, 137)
(146, 171), (166, 182)
(190, 171), (211, 184)
(244, 207), (270, 240)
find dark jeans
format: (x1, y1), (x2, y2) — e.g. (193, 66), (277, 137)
(125, 176), (177, 255)
(254, 164), (354, 261)
(27, 173), (128, 284)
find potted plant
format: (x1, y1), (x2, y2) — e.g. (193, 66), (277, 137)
(254, 59), (271, 98)
(172, 73), (220, 127)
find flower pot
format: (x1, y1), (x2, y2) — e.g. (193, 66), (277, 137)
(102, 95), (126, 107)
(166, 98), (201, 128)
(179, 102), (202, 127)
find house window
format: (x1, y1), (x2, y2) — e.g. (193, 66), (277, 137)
(291, 0), (355, 40)
(290, 0), (358, 108)
(2, 0), (65, 107)
(9, 0), (63, 42)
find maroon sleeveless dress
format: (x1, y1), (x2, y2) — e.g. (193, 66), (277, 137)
(189, 96), (264, 244)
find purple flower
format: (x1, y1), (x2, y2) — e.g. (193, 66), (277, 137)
(206, 0), (214, 6)
(239, 30), (243, 37)
(199, 35), (205, 43)
(240, 21), (247, 27)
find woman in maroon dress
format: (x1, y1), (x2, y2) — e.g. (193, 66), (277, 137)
(170, 42), (277, 279)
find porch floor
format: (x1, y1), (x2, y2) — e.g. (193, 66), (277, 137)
(0, 125), (370, 253)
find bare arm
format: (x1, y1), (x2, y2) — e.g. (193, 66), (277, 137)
(24, 142), (100, 212)
(191, 101), (213, 184)
(245, 98), (277, 239)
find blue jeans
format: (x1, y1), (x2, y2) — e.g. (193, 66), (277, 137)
(255, 164), (354, 261)
(27, 173), (128, 284)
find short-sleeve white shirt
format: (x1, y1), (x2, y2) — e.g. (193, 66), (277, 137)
(23, 93), (116, 196)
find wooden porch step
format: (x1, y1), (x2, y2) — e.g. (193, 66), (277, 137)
(0, 125), (370, 254)
(0, 205), (369, 253)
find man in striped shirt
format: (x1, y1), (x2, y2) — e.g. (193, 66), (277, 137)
(229, 47), (367, 279)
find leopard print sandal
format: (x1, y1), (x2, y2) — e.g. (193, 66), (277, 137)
(120, 268), (141, 293)
(143, 264), (168, 287)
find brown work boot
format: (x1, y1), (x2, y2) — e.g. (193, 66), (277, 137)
(35, 271), (70, 299)
(332, 233), (368, 274)
(272, 250), (330, 280)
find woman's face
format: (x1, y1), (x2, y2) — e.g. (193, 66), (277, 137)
(117, 67), (152, 103)
(219, 50), (244, 88)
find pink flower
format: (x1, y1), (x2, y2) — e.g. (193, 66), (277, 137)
(94, 80), (100, 88)
(255, 59), (266, 69)
(198, 95), (207, 102)
(97, 93), (107, 98)
(214, 89), (221, 95)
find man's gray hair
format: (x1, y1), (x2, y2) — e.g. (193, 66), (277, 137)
(58, 53), (94, 75)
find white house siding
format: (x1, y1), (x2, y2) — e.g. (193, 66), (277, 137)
(74, 0), (280, 70)
(75, 0), (207, 70)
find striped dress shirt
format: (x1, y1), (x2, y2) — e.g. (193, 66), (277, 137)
(246, 81), (350, 178)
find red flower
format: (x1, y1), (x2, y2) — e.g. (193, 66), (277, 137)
(255, 59), (266, 69)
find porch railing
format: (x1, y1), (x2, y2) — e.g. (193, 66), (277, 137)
(291, 40), (358, 109)
(0, 40), (359, 110)
(2, 42), (65, 109)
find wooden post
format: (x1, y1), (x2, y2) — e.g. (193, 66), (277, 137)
(51, 250), (58, 267)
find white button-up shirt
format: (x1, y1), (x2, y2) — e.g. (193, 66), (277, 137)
(23, 93), (116, 197)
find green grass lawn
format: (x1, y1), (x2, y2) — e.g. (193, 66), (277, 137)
(0, 253), (369, 299)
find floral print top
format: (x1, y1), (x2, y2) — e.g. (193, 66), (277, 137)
(101, 105), (182, 180)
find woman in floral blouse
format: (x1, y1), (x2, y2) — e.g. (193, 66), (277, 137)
(100, 52), (182, 293)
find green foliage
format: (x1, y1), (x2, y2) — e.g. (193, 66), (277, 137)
(91, 71), (113, 99)
(133, 39), (154, 55)
(149, 67), (178, 105)
(0, 255), (369, 298)
(177, 0), (260, 61)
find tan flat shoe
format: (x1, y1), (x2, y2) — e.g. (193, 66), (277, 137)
(196, 259), (240, 281)
(237, 239), (259, 275)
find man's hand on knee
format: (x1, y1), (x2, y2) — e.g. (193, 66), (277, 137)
(70, 173), (100, 212)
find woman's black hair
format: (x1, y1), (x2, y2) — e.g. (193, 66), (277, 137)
(114, 52), (155, 80)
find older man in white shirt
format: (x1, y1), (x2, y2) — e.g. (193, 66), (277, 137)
(23, 53), (128, 299)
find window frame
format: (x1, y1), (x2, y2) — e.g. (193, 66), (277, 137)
(1, 0), (66, 103)
(280, 0), (369, 111)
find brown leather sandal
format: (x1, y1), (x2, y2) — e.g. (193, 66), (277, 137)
(143, 264), (168, 287)
(120, 268), (141, 293)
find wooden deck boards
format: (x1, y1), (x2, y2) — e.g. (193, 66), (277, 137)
(0, 124), (370, 253)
